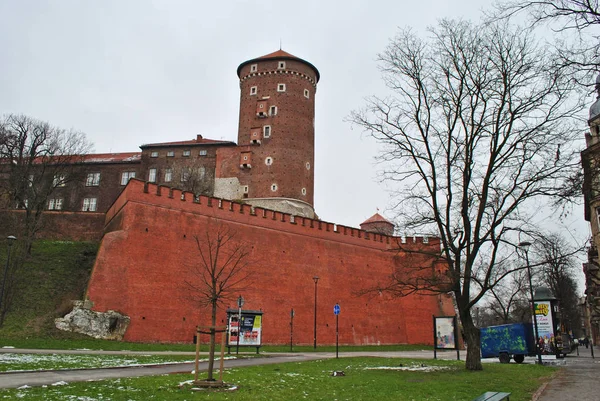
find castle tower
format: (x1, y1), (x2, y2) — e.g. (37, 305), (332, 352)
(235, 50), (319, 217)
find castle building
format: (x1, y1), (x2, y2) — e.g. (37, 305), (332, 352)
(2, 50), (455, 345)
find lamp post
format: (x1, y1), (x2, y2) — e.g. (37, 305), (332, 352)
(519, 241), (542, 365)
(313, 276), (319, 349)
(236, 295), (244, 355)
(0, 236), (17, 314)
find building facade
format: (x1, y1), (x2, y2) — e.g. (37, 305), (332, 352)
(581, 74), (600, 345)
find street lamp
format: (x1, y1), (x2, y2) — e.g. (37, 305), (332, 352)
(236, 295), (244, 355)
(0, 236), (17, 314)
(519, 241), (543, 365)
(313, 276), (319, 349)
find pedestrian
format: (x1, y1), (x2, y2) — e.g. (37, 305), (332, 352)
(584, 337), (589, 349)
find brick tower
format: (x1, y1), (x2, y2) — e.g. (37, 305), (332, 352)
(235, 50), (319, 217)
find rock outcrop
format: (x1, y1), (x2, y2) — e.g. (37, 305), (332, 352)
(55, 300), (130, 340)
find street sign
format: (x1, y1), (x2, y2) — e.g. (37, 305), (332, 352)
(334, 304), (340, 315)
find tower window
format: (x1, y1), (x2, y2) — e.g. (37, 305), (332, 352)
(269, 106), (277, 116)
(278, 61), (286, 69)
(263, 125), (271, 138)
(306, 162), (310, 170)
(301, 188), (307, 195)
(265, 157), (273, 166)
(250, 86), (257, 95)
(243, 185), (249, 193)
(271, 183), (278, 192)
(277, 83), (286, 92)
(250, 64), (258, 73)
(304, 89), (310, 98)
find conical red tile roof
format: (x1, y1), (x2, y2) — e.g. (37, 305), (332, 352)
(237, 49), (320, 82)
(361, 213), (393, 225)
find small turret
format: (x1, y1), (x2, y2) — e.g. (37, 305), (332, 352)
(360, 212), (395, 236)
(589, 73), (600, 121)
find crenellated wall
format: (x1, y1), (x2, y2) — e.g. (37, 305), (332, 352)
(86, 179), (454, 345)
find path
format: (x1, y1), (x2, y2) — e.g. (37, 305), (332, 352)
(534, 345), (600, 401)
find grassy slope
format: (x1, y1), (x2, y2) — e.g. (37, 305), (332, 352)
(0, 240), (99, 340)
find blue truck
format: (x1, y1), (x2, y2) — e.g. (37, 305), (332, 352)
(480, 323), (535, 363)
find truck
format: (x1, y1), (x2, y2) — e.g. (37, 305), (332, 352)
(480, 323), (535, 363)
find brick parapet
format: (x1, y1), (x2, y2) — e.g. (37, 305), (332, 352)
(107, 179), (438, 251)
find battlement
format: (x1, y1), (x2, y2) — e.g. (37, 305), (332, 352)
(104, 179), (438, 251)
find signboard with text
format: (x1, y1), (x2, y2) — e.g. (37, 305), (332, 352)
(226, 310), (263, 347)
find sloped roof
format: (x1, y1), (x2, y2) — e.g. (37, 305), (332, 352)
(140, 137), (236, 148)
(360, 213), (394, 226)
(237, 49), (320, 82)
(82, 152), (141, 164)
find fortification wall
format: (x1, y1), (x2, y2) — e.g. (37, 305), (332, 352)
(86, 179), (454, 344)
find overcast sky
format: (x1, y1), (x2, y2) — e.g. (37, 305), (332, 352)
(0, 0), (592, 288)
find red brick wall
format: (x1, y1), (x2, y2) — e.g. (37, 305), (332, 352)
(86, 180), (455, 344)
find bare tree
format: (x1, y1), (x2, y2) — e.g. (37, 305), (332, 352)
(0, 114), (91, 325)
(183, 222), (253, 381)
(350, 20), (584, 370)
(535, 233), (584, 336)
(487, 267), (531, 325)
(493, 0), (599, 84)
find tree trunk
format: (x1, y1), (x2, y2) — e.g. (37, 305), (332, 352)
(206, 301), (217, 380)
(462, 310), (483, 370)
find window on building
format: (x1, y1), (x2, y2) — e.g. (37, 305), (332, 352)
(269, 106), (277, 116)
(265, 157), (273, 166)
(181, 168), (190, 182)
(263, 125), (271, 138)
(121, 171), (136, 185)
(301, 188), (307, 195)
(48, 198), (63, 210)
(86, 172), (101, 186)
(304, 89), (310, 98)
(250, 86), (257, 95)
(278, 61), (286, 69)
(28, 174), (34, 187)
(271, 183), (278, 192)
(183, 150), (191, 157)
(243, 185), (249, 193)
(150, 151), (159, 158)
(167, 151), (175, 157)
(148, 168), (157, 183)
(306, 162), (310, 170)
(250, 64), (257, 72)
(82, 197), (97, 212)
(53, 174), (66, 187)
(164, 168), (172, 182)
(277, 83), (286, 92)
(199, 149), (208, 156)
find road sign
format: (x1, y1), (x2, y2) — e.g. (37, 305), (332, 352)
(334, 304), (340, 315)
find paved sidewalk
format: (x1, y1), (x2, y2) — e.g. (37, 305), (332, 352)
(534, 345), (600, 401)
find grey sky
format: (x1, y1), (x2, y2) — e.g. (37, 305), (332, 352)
(0, 0), (592, 288)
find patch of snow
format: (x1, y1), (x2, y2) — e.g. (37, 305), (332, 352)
(364, 365), (451, 372)
(51, 381), (68, 386)
(1, 346), (14, 349)
(16, 385), (30, 389)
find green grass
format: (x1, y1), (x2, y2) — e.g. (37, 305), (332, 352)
(0, 353), (197, 372)
(0, 240), (99, 340)
(0, 357), (555, 400)
(0, 335), (429, 353)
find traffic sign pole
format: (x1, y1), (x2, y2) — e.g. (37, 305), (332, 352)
(334, 303), (340, 359)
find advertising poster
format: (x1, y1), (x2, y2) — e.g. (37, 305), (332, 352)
(435, 317), (456, 349)
(533, 300), (556, 359)
(227, 313), (262, 346)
